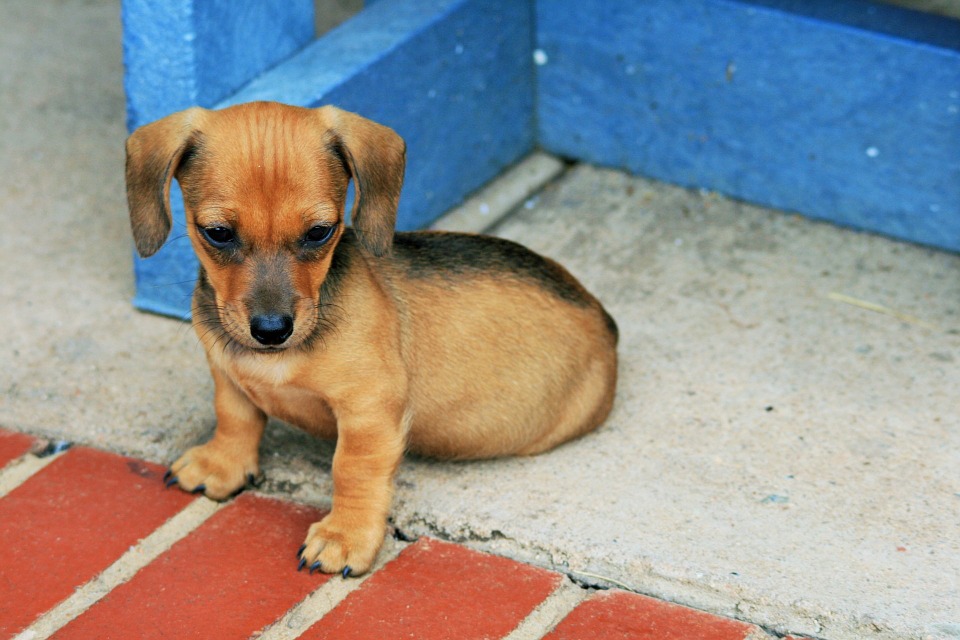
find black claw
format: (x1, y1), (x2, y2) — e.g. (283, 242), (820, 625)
(297, 557), (306, 572)
(309, 561), (321, 575)
(297, 544), (306, 558)
(164, 476), (178, 488)
(192, 484), (206, 494)
(162, 469), (172, 482)
(342, 566), (352, 579)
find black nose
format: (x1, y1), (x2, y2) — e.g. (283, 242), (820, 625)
(250, 314), (294, 346)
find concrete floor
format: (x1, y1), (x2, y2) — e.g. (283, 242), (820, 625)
(2, 1), (959, 639)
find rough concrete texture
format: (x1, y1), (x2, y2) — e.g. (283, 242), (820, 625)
(397, 167), (960, 640)
(430, 152), (566, 234)
(1, 2), (958, 639)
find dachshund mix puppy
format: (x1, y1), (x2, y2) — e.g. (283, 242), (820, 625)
(125, 101), (618, 577)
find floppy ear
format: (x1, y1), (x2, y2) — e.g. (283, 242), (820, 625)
(125, 107), (206, 257)
(319, 106), (406, 257)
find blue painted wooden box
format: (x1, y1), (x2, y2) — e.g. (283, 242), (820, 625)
(123, 0), (960, 317)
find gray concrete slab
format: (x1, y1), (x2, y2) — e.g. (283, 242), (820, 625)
(395, 166), (960, 640)
(1, 2), (958, 639)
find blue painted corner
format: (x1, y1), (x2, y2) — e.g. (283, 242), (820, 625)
(224, 0), (536, 232)
(124, 0), (960, 318)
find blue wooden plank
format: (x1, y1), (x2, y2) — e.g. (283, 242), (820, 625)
(131, 0), (535, 317)
(536, 0), (960, 251)
(192, 1), (317, 110)
(121, 0), (314, 130)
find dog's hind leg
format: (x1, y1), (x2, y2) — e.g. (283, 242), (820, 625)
(516, 351), (618, 456)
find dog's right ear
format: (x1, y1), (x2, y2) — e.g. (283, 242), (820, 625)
(317, 106), (406, 257)
(125, 107), (206, 257)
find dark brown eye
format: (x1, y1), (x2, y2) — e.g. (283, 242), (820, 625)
(200, 226), (236, 248)
(303, 224), (335, 247)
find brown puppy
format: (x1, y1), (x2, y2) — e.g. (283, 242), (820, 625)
(125, 101), (618, 576)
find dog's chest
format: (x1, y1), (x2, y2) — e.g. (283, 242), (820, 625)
(226, 353), (337, 437)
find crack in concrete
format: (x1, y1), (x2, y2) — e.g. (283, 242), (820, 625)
(391, 510), (925, 640)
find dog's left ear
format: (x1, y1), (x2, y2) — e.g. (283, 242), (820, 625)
(125, 107), (206, 257)
(318, 106), (406, 257)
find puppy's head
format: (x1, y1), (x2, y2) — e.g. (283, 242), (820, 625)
(125, 102), (405, 351)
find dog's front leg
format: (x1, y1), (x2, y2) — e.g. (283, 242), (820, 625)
(168, 367), (266, 499)
(299, 400), (406, 577)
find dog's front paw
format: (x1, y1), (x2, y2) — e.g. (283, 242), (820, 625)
(166, 441), (259, 500)
(297, 512), (386, 577)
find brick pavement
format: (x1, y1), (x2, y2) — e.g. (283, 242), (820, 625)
(0, 429), (812, 640)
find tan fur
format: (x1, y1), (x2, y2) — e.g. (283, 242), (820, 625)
(125, 101), (618, 576)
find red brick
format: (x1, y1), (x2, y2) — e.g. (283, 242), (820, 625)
(543, 590), (756, 640)
(52, 493), (327, 640)
(0, 447), (195, 636)
(301, 537), (562, 640)
(0, 428), (35, 468)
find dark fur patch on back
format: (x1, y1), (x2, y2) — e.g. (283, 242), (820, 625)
(392, 231), (593, 308)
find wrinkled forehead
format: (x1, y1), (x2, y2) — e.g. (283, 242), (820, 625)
(182, 107), (349, 213)
(204, 108), (343, 178)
